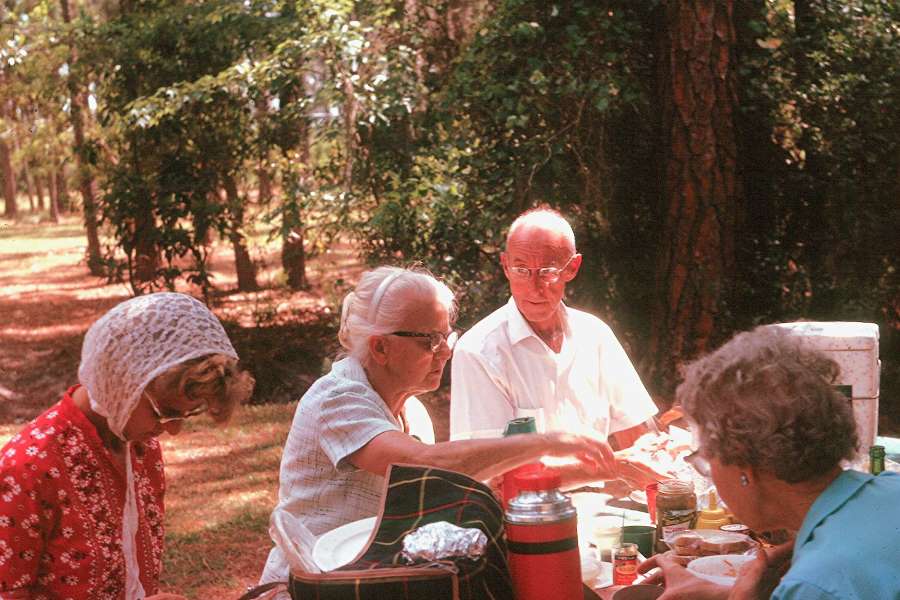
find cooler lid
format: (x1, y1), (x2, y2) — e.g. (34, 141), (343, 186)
(773, 322), (879, 352)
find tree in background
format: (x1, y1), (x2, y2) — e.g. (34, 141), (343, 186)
(648, 0), (741, 394)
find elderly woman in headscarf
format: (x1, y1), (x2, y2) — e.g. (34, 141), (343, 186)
(638, 325), (900, 599)
(258, 265), (619, 588)
(0, 292), (254, 600)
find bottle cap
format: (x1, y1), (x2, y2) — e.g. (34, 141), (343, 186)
(514, 470), (562, 491)
(695, 489), (731, 529)
(869, 445), (886, 458)
(504, 417), (537, 436)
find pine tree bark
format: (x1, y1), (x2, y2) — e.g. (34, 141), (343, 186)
(33, 175), (44, 213)
(650, 0), (742, 396)
(0, 92), (16, 218)
(282, 122), (309, 290)
(23, 166), (35, 210)
(223, 175), (259, 291)
(60, 0), (103, 274)
(0, 139), (15, 218)
(56, 168), (69, 213)
(49, 170), (61, 222)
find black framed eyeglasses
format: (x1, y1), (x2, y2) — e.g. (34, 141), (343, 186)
(389, 330), (459, 353)
(684, 449), (711, 478)
(145, 389), (208, 424)
(507, 254), (578, 283)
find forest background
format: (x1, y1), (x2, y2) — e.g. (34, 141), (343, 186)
(0, 0), (898, 595)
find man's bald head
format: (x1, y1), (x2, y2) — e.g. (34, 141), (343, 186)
(505, 208), (576, 254)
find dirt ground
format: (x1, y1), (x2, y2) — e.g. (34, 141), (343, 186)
(0, 215), (452, 433)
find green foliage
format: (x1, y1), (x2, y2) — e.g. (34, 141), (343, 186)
(353, 0), (658, 331)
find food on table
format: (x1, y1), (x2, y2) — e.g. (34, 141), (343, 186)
(668, 529), (756, 557)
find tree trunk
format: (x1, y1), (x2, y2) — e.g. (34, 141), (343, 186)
(46, 171), (57, 213)
(282, 122), (309, 290)
(23, 167), (35, 210)
(257, 161), (272, 204)
(0, 142), (15, 218)
(60, 0), (103, 274)
(33, 175), (44, 213)
(48, 170), (61, 223)
(223, 175), (259, 291)
(56, 168), (70, 213)
(0, 86), (15, 219)
(649, 0), (741, 397)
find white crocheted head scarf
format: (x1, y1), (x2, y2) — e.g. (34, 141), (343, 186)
(78, 292), (238, 599)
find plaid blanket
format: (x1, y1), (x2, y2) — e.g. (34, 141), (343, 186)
(289, 464), (514, 600)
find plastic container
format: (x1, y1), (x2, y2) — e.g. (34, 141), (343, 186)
(694, 489), (731, 530)
(505, 471), (582, 600)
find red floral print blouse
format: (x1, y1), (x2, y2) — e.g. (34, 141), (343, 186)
(0, 386), (165, 599)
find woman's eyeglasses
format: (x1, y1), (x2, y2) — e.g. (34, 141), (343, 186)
(684, 449), (711, 478)
(507, 254), (577, 283)
(389, 330), (459, 353)
(145, 389), (208, 424)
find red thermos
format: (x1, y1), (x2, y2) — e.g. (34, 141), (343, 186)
(505, 471), (582, 600)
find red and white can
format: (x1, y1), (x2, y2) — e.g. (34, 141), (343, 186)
(504, 471), (582, 600)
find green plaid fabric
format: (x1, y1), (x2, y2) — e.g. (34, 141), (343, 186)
(289, 464), (514, 600)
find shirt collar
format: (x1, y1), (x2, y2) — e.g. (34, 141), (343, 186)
(504, 296), (569, 346)
(794, 470), (871, 557)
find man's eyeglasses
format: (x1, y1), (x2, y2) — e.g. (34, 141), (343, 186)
(684, 449), (711, 478)
(507, 254), (578, 283)
(145, 389), (208, 424)
(389, 330), (459, 353)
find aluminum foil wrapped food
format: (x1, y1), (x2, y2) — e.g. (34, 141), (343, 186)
(401, 521), (488, 563)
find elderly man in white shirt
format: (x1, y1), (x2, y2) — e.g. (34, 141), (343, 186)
(450, 208), (658, 487)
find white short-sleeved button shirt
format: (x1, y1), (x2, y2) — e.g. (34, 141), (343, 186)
(450, 298), (657, 441)
(260, 356), (433, 586)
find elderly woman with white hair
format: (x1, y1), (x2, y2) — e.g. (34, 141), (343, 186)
(0, 292), (254, 600)
(258, 265), (618, 588)
(638, 325), (900, 599)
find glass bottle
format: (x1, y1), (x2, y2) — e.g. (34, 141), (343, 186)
(869, 445), (886, 476)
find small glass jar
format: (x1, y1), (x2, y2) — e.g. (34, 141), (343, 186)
(654, 479), (697, 553)
(612, 542), (639, 586)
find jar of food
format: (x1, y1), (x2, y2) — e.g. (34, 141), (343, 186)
(654, 479), (697, 553)
(612, 542), (639, 586)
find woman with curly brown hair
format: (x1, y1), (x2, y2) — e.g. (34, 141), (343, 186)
(640, 325), (900, 599)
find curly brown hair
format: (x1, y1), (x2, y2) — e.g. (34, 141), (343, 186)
(677, 325), (858, 483)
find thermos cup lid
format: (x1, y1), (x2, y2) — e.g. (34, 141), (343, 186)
(514, 470), (562, 491)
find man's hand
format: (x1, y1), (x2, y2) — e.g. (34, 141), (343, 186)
(616, 457), (667, 490)
(728, 541), (794, 600)
(637, 551), (730, 600)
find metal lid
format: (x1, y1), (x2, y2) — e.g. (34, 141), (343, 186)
(505, 486), (577, 524)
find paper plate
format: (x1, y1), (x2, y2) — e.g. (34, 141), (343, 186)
(687, 554), (754, 586)
(312, 517), (377, 571)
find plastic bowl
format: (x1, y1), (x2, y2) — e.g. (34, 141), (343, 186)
(687, 553), (755, 586)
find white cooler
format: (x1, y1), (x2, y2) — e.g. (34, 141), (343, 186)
(774, 322), (880, 467)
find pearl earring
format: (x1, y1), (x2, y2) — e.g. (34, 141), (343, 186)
(740, 473), (749, 487)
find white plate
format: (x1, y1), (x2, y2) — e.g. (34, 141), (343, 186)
(687, 554), (755, 586)
(312, 517), (377, 571)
